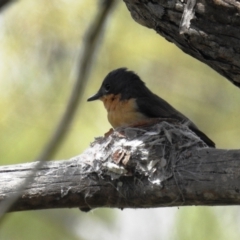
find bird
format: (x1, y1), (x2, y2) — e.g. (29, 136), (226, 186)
(87, 68), (215, 147)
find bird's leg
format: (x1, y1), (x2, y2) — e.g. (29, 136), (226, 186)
(104, 128), (114, 137)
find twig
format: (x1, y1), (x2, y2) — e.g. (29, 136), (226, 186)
(37, 0), (117, 161)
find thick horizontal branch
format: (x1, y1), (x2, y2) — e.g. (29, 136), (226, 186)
(123, 0), (240, 87)
(1, 122), (240, 212)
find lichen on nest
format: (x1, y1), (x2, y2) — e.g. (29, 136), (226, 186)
(81, 120), (208, 187)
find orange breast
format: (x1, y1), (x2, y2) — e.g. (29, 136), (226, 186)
(100, 94), (147, 128)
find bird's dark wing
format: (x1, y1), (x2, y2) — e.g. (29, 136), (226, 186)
(136, 94), (190, 122)
(136, 94), (215, 147)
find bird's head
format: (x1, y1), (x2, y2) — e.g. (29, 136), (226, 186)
(87, 68), (146, 102)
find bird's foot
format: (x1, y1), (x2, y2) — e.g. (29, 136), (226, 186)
(104, 128), (114, 137)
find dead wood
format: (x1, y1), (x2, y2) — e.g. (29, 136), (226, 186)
(1, 122), (240, 213)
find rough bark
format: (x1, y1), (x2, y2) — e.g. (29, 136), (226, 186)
(123, 0), (240, 87)
(1, 122), (240, 213)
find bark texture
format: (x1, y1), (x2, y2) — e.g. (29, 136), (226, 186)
(1, 122), (240, 212)
(123, 0), (240, 87)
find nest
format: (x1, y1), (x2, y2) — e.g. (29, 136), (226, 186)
(80, 120), (208, 187)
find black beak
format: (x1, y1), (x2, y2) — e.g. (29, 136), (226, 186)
(87, 91), (102, 101)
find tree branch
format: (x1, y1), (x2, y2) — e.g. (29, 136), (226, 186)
(123, 0), (240, 87)
(2, 122), (240, 213)
(0, 0), (14, 10)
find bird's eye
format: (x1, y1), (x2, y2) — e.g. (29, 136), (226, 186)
(104, 83), (110, 92)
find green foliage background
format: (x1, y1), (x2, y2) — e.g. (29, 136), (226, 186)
(1, 1), (240, 239)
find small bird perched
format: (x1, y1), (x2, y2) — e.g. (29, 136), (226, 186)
(87, 68), (215, 147)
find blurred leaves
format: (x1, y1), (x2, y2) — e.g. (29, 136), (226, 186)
(0, 0), (240, 239)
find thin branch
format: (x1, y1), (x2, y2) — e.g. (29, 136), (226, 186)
(37, 0), (117, 161)
(0, 0), (117, 221)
